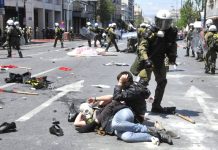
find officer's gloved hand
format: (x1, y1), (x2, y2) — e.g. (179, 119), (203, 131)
(144, 59), (153, 69)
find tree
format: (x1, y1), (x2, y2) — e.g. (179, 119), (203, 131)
(176, 0), (201, 28)
(97, 0), (115, 26)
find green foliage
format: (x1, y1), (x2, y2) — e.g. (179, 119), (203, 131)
(176, 0), (201, 28)
(97, 0), (115, 26)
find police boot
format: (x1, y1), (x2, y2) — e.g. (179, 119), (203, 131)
(18, 51), (23, 58)
(7, 50), (12, 58)
(185, 48), (189, 57)
(61, 43), (64, 48)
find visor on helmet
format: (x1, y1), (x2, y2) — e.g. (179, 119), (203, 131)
(155, 17), (172, 30)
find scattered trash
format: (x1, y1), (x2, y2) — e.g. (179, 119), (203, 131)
(58, 67), (72, 71)
(104, 62), (129, 66)
(30, 88), (36, 90)
(67, 46), (117, 57)
(0, 88), (38, 95)
(0, 122), (17, 134)
(0, 68), (8, 73)
(22, 97), (27, 100)
(53, 110), (57, 113)
(57, 76), (62, 79)
(0, 106), (3, 109)
(5, 72), (31, 83)
(91, 84), (111, 89)
(0, 65), (17, 69)
(174, 112), (195, 124)
(49, 119), (64, 136)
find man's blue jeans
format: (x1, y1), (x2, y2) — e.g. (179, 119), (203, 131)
(111, 108), (152, 142)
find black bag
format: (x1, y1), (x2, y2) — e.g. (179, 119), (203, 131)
(68, 103), (79, 122)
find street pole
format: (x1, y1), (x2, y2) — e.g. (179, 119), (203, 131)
(24, 0), (27, 26)
(67, 0), (73, 32)
(203, 0), (207, 28)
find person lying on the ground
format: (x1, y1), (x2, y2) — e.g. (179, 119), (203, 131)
(74, 71), (172, 145)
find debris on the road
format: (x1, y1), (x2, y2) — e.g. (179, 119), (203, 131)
(0, 65), (32, 70)
(0, 68), (8, 73)
(58, 67), (72, 71)
(5, 72), (31, 83)
(0, 122), (17, 134)
(104, 62), (129, 66)
(0, 106), (3, 109)
(49, 119), (64, 136)
(57, 76), (63, 79)
(174, 112), (195, 124)
(91, 84), (111, 89)
(22, 97), (27, 100)
(30, 88), (36, 90)
(67, 46), (117, 57)
(0, 88), (38, 95)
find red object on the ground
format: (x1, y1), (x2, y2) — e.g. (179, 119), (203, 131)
(58, 67), (72, 71)
(0, 65), (18, 68)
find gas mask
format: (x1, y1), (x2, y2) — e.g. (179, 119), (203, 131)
(79, 103), (94, 119)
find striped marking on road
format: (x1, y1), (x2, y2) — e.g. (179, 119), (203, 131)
(16, 80), (84, 122)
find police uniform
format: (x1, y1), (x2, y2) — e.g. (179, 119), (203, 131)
(105, 25), (119, 52)
(130, 10), (177, 114)
(53, 26), (64, 48)
(204, 29), (217, 74)
(7, 25), (23, 58)
(185, 28), (195, 57)
(69, 27), (74, 41)
(93, 26), (103, 47)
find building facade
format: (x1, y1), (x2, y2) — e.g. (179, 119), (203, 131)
(121, 0), (134, 23)
(206, 0), (218, 27)
(0, 0), (96, 38)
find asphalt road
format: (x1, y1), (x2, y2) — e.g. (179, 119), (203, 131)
(0, 39), (218, 150)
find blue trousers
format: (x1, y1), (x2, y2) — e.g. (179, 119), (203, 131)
(111, 108), (153, 142)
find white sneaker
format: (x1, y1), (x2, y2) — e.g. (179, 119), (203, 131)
(151, 137), (160, 146)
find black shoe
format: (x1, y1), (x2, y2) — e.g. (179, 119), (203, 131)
(151, 107), (176, 114)
(184, 55), (189, 57)
(157, 131), (173, 145)
(49, 124), (64, 136)
(0, 122), (16, 133)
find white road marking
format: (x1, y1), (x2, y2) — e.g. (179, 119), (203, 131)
(167, 74), (218, 78)
(0, 67), (58, 89)
(16, 80), (84, 122)
(185, 86), (218, 130)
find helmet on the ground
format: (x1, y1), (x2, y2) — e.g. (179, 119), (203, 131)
(14, 21), (19, 26)
(86, 22), (91, 26)
(209, 25), (217, 32)
(206, 19), (213, 27)
(54, 23), (59, 27)
(94, 23), (98, 27)
(155, 10), (172, 30)
(7, 19), (14, 26)
(79, 103), (94, 119)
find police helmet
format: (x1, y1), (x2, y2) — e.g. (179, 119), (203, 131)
(206, 19), (213, 27)
(108, 24), (112, 27)
(94, 23), (98, 27)
(155, 10), (172, 30)
(209, 25), (217, 32)
(86, 22), (91, 26)
(112, 23), (117, 28)
(14, 21), (20, 26)
(54, 23), (59, 27)
(140, 23), (146, 28)
(7, 19), (14, 26)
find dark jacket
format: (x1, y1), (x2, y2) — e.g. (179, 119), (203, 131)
(113, 81), (150, 116)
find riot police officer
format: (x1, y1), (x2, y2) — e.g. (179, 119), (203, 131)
(93, 23), (103, 47)
(6, 19), (23, 58)
(205, 25), (217, 74)
(53, 23), (64, 48)
(130, 10), (177, 114)
(185, 23), (195, 57)
(105, 23), (120, 52)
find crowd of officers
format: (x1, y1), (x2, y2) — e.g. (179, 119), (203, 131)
(184, 19), (218, 74)
(0, 19), (33, 58)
